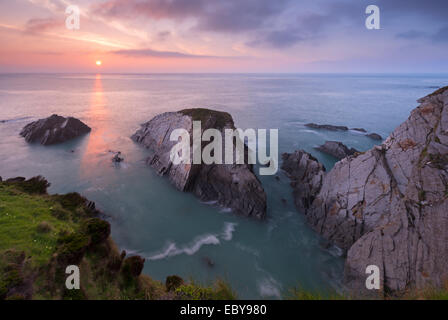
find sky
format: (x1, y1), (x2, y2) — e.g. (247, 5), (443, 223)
(0, 0), (447, 73)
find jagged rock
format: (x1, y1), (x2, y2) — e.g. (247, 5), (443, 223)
(112, 151), (124, 163)
(281, 151), (326, 213)
(286, 87), (448, 296)
(20, 114), (91, 145)
(305, 123), (348, 131)
(315, 141), (359, 160)
(366, 133), (382, 141)
(131, 108), (267, 219)
(352, 128), (367, 133)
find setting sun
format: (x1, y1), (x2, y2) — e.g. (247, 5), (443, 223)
(96, 60), (102, 66)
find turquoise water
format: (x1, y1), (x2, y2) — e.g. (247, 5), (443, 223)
(0, 73), (447, 298)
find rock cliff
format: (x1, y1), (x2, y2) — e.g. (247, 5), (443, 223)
(131, 108), (267, 219)
(20, 114), (91, 145)
(284, 87), (448, 296)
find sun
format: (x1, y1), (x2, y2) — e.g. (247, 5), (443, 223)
(96, 60), (102, 66)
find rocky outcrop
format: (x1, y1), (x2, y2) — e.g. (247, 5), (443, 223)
(281, 151), (326, 213)
(20, 114), (91, 145)
(286, 87), (448, 296)
(305, 123), (349, 131)
(305, 122), (383, 141)
(315, 141), (359, 160)
(366, 133), (382, 141)
(131, 108), (267, 219)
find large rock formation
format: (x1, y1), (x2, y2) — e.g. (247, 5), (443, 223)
(281, 151), (325, 213)
(315, 141), (359, 160)
(284, 87), (448, 296)
(131, 108), (267, 219)
(20, 114), (91, 145)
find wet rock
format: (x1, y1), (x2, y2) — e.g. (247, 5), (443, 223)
(351, 128), (367, 133)
(286, 87), (448, 296)
(366, 133), (382, 140)
(315, 141), (359, 160)
(131, 108), (267, 219)
(203, 257), (215, 268)
(112, 151), (124, 163)
(281, 150), (325, 213)
(305, 123), (348, 131)
(20, 114), (91, 145)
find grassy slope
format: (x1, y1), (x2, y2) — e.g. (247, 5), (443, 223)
(0, 177), (236, 300)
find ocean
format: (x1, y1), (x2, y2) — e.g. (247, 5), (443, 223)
(1, 73), (446, 298)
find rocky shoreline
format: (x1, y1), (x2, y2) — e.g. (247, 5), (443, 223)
(283, 86), (448, 296)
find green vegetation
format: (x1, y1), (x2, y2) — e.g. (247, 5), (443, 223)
(0, 176), (236, 300)
(180, 108), (234, 129)
(175, 279), (237, 300)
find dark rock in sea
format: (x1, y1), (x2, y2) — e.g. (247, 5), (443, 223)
(203, 257), (215, 268)
(281, 198), (287, 205)
(281, 151), (325, 213)
(275, 176), (280, 181)
(305, 123), (348, 131)
(285, 86), (448, 297)
(366, 133), (382, 140)
(20, 114), (91, 145)
(112, 151), (124, 163)
(351, 128), (367, 133)
(131, 108), (267, 219)
(315, 141), (359, 160)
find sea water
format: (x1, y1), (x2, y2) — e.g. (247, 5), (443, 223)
(0, 73), (446, 298)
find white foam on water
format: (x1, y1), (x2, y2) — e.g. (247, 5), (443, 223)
(258, 276), (282, 299)
(148, 234), (220, 261)
(222, 222), (237, 241)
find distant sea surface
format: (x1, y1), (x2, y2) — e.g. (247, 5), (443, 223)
(1, 73), (447, 298)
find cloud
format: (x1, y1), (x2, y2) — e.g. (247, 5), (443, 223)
(395, 30), (427, 40)
(25, 17), (62, 33)
(93, 0), (291, 33)
(111, 48), (242, 59)
(432, 26), (448, 43)
(376, 0), (448, 22)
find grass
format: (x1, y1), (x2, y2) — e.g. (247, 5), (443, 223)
(0, 176), (238, 300)
(0, 183), (78, 267)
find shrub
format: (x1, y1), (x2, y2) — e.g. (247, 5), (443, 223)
(56, 232), (90, 264)
(56, 193), (86, 210)
(166, 275), (184, 292)
(121, 256), (145, 279)
(6, 176), (50, 194)
(36, 221), (52, 233)
(82, 218), (110, 245)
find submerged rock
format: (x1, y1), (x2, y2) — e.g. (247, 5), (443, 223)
(305, 123), (348, 131)
(285, 86), (448, 296)
(131, 108), (267, 219)
(315, 141), (359, 160)
(351, 128), (367, 133)
(20, 114), (91, 145)
(366, 133), (382, 140)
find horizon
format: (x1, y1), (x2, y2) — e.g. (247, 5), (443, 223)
(1, 0), (448, 73)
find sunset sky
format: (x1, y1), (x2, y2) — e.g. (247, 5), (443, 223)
(1, 0), (447, 73)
